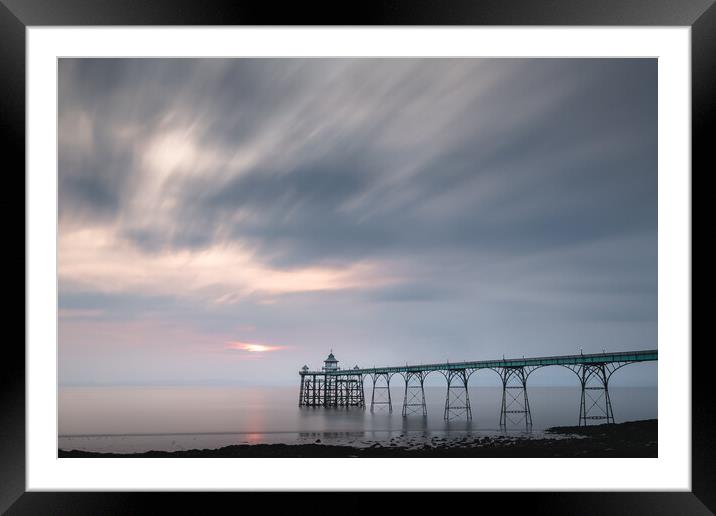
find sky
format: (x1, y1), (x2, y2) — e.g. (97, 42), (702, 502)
(58, 58), (657, 387)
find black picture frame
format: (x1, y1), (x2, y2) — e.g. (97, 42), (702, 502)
(2, 0), (708, 513)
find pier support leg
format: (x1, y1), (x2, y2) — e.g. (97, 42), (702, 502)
(299, 374), (305, 407)
(576, 364), (614, 426)
(370, 373), (392, 413)
(325, 374), (338, 407)
(402, 371), (427, 417)
(339, 374), (365, 408)
(311, 374), (320, 407)
(498, 366), (532, 430)
(340, 375), (346, 407)
(443, 369), (472, 420)
(353, 374), (365, 408)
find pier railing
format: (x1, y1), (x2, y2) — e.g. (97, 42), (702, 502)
(299, 350), (657, 376)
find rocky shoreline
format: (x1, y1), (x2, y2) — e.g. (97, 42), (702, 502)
(58, 419), (656, 458)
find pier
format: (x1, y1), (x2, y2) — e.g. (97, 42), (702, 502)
(298, 349), (657, 427)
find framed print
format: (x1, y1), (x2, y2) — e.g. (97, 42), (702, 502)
(3, 0), (709, 512)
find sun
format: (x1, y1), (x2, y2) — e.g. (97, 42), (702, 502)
(243, 344), (270, 352)
(227, 341), (284, 353)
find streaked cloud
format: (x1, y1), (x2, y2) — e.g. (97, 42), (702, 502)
(59, 226), (391, 302)
(58, 58), (657, 386)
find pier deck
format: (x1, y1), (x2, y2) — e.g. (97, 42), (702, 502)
(298, 349), (657, 426)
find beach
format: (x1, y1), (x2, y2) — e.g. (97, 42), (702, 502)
(59, 419), (657, 458)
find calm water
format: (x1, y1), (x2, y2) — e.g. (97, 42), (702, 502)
(59, 385), (657, 453)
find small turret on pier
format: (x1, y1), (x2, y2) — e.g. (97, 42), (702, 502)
(322, 351), (339, 371)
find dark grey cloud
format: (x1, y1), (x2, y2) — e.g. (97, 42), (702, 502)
(59, 59), (656, 266)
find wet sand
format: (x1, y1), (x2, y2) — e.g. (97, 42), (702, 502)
(58, 419), (656, 458)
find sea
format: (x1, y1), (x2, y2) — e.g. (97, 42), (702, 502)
(58, 385), (657, 454)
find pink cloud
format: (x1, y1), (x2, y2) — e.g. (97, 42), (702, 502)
(58, 227), (393, 303)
